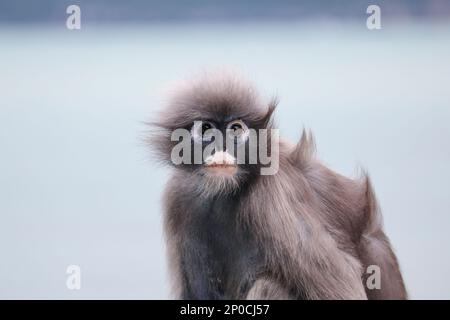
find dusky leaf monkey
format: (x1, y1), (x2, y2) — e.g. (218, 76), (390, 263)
(148, 71), (407, 300)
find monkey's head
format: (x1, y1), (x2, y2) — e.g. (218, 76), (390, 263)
(149, 71), (278, 197)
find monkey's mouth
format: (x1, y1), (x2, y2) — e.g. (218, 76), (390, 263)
(206, 163), (236, 168)
(204, 163), (238, 175)
(204, 151), (237, 175)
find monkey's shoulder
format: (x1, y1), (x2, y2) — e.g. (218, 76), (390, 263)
(248, 141), (382, 243)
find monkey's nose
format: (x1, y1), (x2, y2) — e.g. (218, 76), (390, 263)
(204, 151), (236, 167)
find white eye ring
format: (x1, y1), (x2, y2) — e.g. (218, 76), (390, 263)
(226, 119), (249, 144)
(191, 121), (216, 142)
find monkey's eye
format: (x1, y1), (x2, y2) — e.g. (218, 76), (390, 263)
(227, 119), (249, 144)
(191, 121), (216, 141)
(201, 122), (213, 135)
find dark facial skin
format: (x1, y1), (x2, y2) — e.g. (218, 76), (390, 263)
(179, 112), (275, 183)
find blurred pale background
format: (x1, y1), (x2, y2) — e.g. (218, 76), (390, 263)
(0, 0), (449, 299)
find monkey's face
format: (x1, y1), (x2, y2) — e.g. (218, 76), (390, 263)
(185, 117), (263, 195)
(174, 110), (278, 197)
(148, 72), (278, 196)
(190, 118), (248, 176)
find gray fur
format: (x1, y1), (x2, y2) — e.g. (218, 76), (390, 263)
(148, 71), (407, 300)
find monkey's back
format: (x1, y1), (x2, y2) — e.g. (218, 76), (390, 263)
(237, 136), (407, 299)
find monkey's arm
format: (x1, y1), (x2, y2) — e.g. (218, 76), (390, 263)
(291, 233), (369, 300)
(166, 223), (224, 299)
(246, 213), (369, 299)
(246, 238), (368, 300)
(241, 176), (368, 299)
(166, 229), (225, 299)
(246, 278), (292, 300)
(163, 177), (224, 300)
(179, 239), (221, 299)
